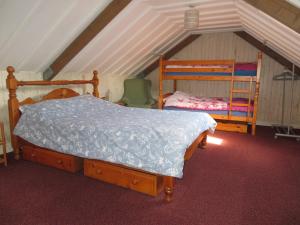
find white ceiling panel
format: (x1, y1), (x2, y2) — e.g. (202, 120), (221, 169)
(0, 0), (112, 71)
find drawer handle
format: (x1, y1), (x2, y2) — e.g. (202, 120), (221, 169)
(57, 159), (63, 164)
(132, 179), (139, 185)
(96, 169), (102, 174)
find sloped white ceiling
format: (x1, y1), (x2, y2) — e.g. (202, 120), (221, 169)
(0, 0), (299, 77)
(0, 0), (112, 72)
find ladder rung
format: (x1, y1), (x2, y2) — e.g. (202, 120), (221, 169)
(232, 89), (250, 93)
(230, 103), (249, 107)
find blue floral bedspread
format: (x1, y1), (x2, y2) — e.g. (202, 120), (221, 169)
(14, 95), (216, 178)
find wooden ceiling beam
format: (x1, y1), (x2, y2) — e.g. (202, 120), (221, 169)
(244, 0), (300, 34)
(141, 34), (201, 77)
(235, 31), (300, 75)
(43, 0), (132, 80)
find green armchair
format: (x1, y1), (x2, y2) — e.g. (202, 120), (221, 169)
(119, 78), (156, 108)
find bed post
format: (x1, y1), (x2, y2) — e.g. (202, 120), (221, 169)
(199, 132), (207, 149)
(252, 52), (262, 135)
(164, 176), (174, 202)
(6, 66), (20, 160)
(158, 55), (163, 109)
(92, 70), (99, 98)
(173, 80), (177, 92)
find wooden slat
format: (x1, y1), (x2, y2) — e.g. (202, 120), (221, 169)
(142, 34), (201, 76)
(233, 76), (257, 81)
(43, 0), (132, 80)
(18, 80), (94, 86)
(163, 74), (256, 81)
(163, 60), (234, 65)
(163, 75), (233, 81)
(162, 75), (256, 81)
(164, 68), (233, 73)
(231, 103), (249, 107)
(232, 89), (250, 93)
(235, 31), (300, 74)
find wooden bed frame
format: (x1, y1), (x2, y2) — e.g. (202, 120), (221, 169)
(6, 66), (208, 202)
(158, 52), (262, 135)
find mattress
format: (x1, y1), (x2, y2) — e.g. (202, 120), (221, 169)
(165, 71), (256, 76)
(164, 91), (253, 112)
(165, 63), (257, 76)
(14, 95), (217, 178)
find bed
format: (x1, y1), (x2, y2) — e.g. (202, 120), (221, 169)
(6, 66), (216, 202)
(158, 52), (262, 135)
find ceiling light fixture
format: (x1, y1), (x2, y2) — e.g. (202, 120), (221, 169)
(184, 6), (199, 30)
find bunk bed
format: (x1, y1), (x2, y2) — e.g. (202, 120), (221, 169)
(158, 52), (262, 135)
(6, 66), (216, 202)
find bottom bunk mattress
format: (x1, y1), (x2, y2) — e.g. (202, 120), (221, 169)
(164, 91), (253, 116)
(14, 95), (217, 178)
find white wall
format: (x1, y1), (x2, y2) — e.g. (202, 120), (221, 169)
(147, 32), (300, 127)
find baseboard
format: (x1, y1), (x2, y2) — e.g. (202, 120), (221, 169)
(256, 121), (300, 129)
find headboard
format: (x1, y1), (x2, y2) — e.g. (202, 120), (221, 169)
(6, 66), (100, 160)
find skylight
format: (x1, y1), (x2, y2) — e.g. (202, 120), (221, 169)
(287, 0), (300, 8)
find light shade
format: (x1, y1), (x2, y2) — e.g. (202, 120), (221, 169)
(184, 7), (199, 30)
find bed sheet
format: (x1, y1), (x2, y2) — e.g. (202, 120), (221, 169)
(14, 95), (216, 178)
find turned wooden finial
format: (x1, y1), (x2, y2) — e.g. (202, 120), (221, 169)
(6, 66), (18, 91)
(7, 66), (15, 76)
(93, 70), (98, 76)
(92, 70), (100, 98)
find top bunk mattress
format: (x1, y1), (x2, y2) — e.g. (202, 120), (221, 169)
(164, 62), (257, 76)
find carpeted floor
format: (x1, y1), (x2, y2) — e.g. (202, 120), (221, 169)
(0, 126), (300, 225)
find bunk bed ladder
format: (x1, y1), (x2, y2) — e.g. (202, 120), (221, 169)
(229, 75), (252, 122)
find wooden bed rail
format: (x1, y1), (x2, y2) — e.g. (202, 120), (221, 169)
(6, 66), (100, 160)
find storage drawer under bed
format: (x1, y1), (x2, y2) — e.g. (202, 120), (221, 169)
(84, 159), (164, 196)
(23, 146), (83, 173)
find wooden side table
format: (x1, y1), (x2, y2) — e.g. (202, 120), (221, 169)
(0, 122), (7, 166)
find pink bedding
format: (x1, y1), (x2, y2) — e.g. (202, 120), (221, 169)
(164, 91), (253, 112)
